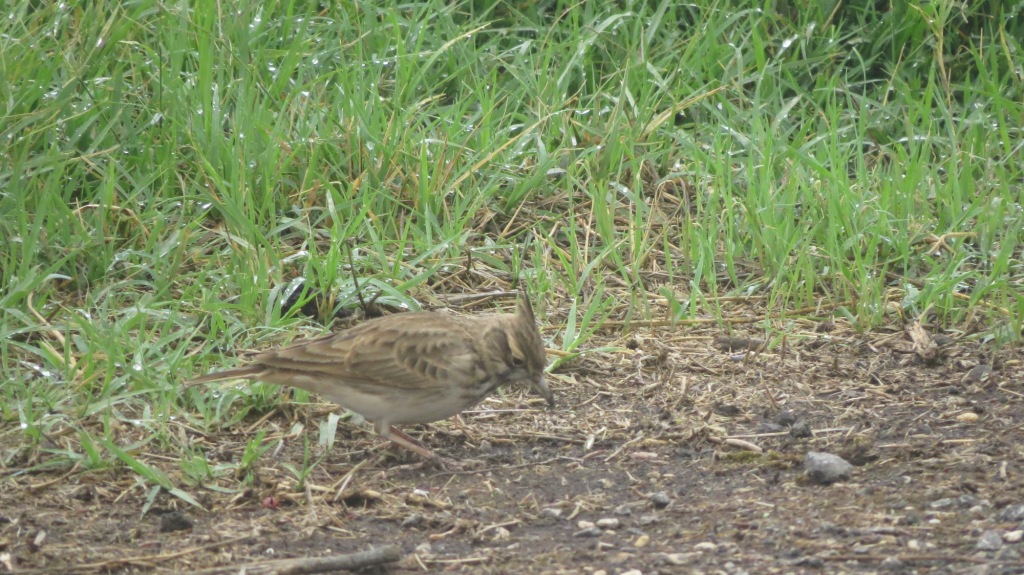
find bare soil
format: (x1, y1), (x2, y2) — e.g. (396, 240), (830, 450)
(5, 320), (1024, 575)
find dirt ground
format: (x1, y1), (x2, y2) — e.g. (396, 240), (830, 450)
(4, 318), (1024, 575)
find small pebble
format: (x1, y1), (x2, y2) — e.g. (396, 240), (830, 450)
(159, 511), (193, 533)
(620, 570), (642, 575)
(694, 541), (718, 553)
(955, 494), (979, 506)
(578, 520), (596, 529)
(596, 518), (620, 529)
(804, 451), (853, 485)
(977, 530), (1004, 551)
(898, 513), (920, 526)
(574, 527), (603, 538)
(659, 553), (690, 565)
(649, 492), (671, 508)
(964, 364), (992, 383)
(957, 412), (979, 423)
(775, 410), (798, 426)
(638, 515), (660, 526)
(541, 508), (562, 519)
(613, 504), (633, 516)
(491, 526), (510, 541)
(1000, 504), (1024, 521)
(1005, 531), (1024, 543)
(789, 421), (813, 438)
(634, 534), (650, 547)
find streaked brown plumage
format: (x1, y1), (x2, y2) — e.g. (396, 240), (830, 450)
(187, 294), (552, 460)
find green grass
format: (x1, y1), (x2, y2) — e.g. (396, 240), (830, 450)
(2, 0), (1022, 496)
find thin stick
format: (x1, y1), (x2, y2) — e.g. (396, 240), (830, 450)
(182, 545), (402, 575)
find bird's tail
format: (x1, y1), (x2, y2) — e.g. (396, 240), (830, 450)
(184, 366), (263, 387)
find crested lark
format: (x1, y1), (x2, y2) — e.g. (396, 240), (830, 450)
(187, 294), (552, 460)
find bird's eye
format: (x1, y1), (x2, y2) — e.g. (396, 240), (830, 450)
(512, 357), (525, 367)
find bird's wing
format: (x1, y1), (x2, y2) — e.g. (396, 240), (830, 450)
(252, 314), (486, 392)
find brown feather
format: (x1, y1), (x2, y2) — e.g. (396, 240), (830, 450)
(186, 294), (552, 459)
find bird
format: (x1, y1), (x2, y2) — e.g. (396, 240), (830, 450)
(186, 293), (553, 461)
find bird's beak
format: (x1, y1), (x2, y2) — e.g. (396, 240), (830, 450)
(532, 375), (555, 408)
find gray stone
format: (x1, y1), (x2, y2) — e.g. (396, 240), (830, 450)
(649, 491), (671, 508)
(804, 451), (853, 485)
(977, 530), (1004, 551)
(1000, 504), (1024, 521)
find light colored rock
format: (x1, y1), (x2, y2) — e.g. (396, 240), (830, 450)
(804, 451), (853, 485)
(660, 553), (690, 565)
(694, 541), (718, 552)
(574, 527), (603, 538)
(541, 508), (562, 519)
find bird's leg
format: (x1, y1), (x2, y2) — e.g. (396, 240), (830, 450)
(373, 423), (485, 471)
(374, 422), (438, 461)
